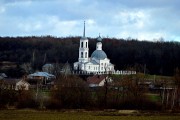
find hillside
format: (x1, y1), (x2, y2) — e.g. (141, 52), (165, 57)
(0, 36), (180, 76)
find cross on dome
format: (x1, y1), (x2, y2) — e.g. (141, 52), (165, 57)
(97, 33), (102, 42)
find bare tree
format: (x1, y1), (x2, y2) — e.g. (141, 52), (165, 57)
(21, 63), (33, 74)
(49, 75), (90, 109)
(171, 68), (180, 110)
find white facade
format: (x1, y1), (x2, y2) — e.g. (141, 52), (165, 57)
(74, 22), (114, 74)
(15, 80), (30, 90)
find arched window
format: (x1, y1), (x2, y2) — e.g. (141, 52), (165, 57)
(85, 52), (87, 58)
(81, 52), (83, 58)
(86, 42), (88, 48)
(81, 42), (83, 48)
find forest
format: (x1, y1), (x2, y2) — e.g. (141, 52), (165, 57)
(0, 36), (180, 76)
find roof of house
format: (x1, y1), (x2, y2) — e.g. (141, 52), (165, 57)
(3, 78), (21, 85)
(0, 73), (7, 78)
(43, 63), (54, 68)
(28, 72), (55, 78)
(87, 75), (106, 85)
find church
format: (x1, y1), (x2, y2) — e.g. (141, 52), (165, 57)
(73, 22), (114, 74)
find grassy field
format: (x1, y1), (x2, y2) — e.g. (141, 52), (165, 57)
(145, 93), (161, 102)
(0, 110), (180, 120)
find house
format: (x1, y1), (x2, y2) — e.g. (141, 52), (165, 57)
(42, 63), (54, 74)
(15, 79), (30, 90)
(28, 72), (55, 80)
(87, 75), (113, 87)
(2, 78), (30, 90)
(61, 62), (72, 75)
(0, 73), (7, 80)
(27, 72), (55, 86)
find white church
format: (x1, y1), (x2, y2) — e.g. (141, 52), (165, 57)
(73, 22), (115, 74)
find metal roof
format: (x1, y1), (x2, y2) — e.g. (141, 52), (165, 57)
(91, 50), (107, 60)
(28, 72), (55, 78)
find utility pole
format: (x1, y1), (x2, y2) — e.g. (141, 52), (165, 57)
(144, 64), (146, 75)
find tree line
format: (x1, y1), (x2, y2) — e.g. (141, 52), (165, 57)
(0, 74), (160, 110)
(0, 36), (180, 76)
(1, 72), (180, 110)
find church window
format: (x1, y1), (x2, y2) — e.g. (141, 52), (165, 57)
(81, 42), (83, 48)
(101, 67), (103, 70)
(86, 42), (88, 48)
(81, 52), (83, 58)
(85, 52), (87, 58)
(101, 63), (103, 66)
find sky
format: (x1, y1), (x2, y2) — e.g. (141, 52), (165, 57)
(0, 0), (180, 41)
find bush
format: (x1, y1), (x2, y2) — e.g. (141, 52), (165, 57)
(0, 90), (17, 108)
(16, 90), (38, 108)
(47, 75), (91, 109)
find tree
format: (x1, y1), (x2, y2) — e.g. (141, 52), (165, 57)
(20, 63), (33, 74)
(49, 75), (90, 109)
(171, 67), (180, 110)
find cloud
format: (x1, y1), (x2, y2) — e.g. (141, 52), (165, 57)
(0, 6), (5, 14)
(0, 0), (179, 41)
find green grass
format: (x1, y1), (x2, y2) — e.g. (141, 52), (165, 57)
(111, 73), (173, 81)
(146, 93), (161, 102)
(0, 110), (180, 120)
(144, 74), (173, 81)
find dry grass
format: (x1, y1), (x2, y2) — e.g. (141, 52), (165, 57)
(0, 109), (180, 120)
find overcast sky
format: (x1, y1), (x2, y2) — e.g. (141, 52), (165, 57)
(0, 0), (180, 41)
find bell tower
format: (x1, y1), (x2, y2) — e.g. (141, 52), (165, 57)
(78, 21), (89, 63)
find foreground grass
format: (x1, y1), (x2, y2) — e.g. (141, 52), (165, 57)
(0, 110), (180, 120)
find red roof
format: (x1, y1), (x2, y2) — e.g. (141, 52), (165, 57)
(87, 75), (106, 84)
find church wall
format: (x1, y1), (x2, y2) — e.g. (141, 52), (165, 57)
(99, 59), (112, 72)
(84, 64), (99, 72)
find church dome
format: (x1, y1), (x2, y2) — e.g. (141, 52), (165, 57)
(97, 36), (102, 41)
(91, 50), (107, 60)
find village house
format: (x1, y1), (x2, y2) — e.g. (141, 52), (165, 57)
(0, 73), (7, 80)
(27, 71), (55, 89)
(1, 78), (30, 90)
(28, 72), (55, 81)
(42, 63), (54, 74)
(87, 75), (113, 87)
